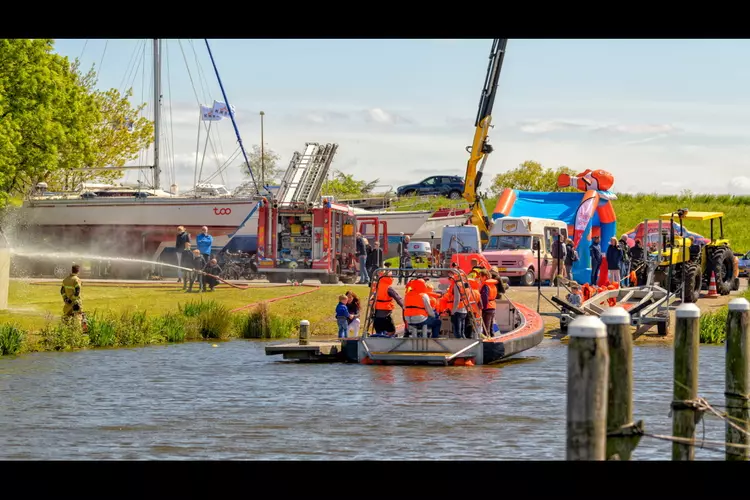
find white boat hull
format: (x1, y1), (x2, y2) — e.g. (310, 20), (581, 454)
(13, 199), (436, 252)
(18, 197), (260, 234)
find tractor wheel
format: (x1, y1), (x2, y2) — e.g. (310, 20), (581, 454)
(709, 246), (735, 295)
(681, 261), (702, 303)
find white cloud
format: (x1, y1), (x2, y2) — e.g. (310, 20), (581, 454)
(517, 118), (681, 137)
(114, 101), (750, 197)
(362, 107), (412, 125)
(729, 176), (750, 195)
(598, 123), (680, 135)
(518, 120), (589, 134)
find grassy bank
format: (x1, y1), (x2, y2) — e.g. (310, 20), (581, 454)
(394, 193), (750, 253)
(699, 287), (750, 344)
(0, 298), (306, 355)
(0, 280), (372, 356)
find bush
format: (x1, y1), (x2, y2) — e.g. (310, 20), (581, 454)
(235, 302), (299, 339)
(151, 312), (187, 343)
(85, 312), (118, 348)
(198, 303), (233, 340)
(0, 324), (25, 356)
(116, 310), (154, 346)
(39, 320), (90, 351)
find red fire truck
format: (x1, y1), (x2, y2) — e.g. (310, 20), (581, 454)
(256, 197), (387, 284)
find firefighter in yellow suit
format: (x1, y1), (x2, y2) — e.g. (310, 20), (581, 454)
(61, 264), (83, 326)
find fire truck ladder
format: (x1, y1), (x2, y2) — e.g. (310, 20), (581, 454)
(276, 142), (339, 205)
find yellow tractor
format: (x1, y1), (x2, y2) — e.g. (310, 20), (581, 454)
(641, 210), (738, 303)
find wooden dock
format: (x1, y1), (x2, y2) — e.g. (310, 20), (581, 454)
(264, 340), (344, 361)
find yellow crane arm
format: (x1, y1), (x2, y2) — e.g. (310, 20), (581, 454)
(461, 38), (507, 245)
(463, 118), (493, 242)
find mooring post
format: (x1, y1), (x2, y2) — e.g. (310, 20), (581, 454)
(672, 302), (700, 461)
(726, 298), (750, 461)
(601, 306), (643, 460)
(566, 315), (609, 460)
(299, 319), (310, 345)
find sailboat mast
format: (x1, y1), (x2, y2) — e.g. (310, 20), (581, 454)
(152, 39), (162, 191)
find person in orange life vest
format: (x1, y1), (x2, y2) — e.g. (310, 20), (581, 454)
(479, 269), (498, 336)
(425, 282), (441, 313)
(451, 280), (471, 339)
(403, 279), (442, 338)
(373, 273), (404, 336)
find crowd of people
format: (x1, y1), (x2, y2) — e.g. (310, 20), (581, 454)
(547, 231), (647, 290)
(174, 225), (223, 292)
(339, 259), (507, 339)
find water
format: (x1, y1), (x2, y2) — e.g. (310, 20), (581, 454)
(0, 339), (732, 460)
(9, 249), (196, 274)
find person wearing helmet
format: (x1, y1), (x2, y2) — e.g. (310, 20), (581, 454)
(61, 264), (83, 327)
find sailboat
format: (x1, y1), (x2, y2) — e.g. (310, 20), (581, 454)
(11, 39), (464, 277)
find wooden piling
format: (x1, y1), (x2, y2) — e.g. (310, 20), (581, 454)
(299, 319), (310, 345)
(726, 298), (750, 461)
(672, 302), (700, 461)
(566, 315), (609, 460)
(601, 306), (641, 460)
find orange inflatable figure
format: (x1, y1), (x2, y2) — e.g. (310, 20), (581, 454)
(557, 169), (615, 193)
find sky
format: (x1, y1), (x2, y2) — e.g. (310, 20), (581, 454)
(51, 38), (750, 196)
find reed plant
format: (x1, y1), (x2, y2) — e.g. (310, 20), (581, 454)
(197, 303), (233, 340)
(699, 307), (729, 344)
(85, 312), (118, 348)
(115, 310), (155, 346)
(39, 320), (90, 351)
(235, 302), (299, 339)
(698, 287), (750, 344)
(179, 299), (219, 318)
(151, 312), (187, 343)
(0, 324), (25, 356)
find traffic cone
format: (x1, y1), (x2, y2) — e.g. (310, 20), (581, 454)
(707, 271), (718, 298)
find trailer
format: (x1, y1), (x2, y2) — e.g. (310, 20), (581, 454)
(555, 282), (675, 336)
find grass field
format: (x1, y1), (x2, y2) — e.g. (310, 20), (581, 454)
(0, 280), (371, 334)
(393, 193), (750, 253)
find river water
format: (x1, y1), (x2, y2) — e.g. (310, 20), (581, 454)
(0, 339), (731, 460)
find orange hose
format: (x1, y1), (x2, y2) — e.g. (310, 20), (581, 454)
(229, 285), (321, 313)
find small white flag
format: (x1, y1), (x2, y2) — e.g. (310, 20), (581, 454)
(212, 100), (236, 118)
(200, 105), (222, 121)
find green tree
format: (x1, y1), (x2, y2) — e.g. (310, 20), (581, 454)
(0, 39), (155, 199)
(0, 39), (100, 201)
(321, 170), (380, 198)
(46, 76), (154, 190)
(490, 160), (577, 194)
(240, 145), (282, 186)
